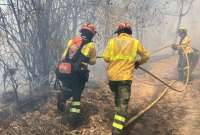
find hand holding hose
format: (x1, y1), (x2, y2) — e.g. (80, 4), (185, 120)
(135, 61), (141, 69)
(96, 56), (182, 92)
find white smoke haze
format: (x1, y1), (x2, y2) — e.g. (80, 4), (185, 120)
(0, 0), (199, 106)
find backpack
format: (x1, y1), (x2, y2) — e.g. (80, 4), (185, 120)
(56, 37), (89, 81)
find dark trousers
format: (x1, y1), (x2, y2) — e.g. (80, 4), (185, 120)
(57, 70), (88, 112)
(178, 53), (194, 82)
(109, 80), (132, 134)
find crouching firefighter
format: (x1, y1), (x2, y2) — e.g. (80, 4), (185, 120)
(172, 28), (195, 82)
(56, 22), (97, 126)
(102, 22), (150, 135)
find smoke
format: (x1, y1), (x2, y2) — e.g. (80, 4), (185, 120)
(143, 0), (200, 52)
(90, 0), (200, 81)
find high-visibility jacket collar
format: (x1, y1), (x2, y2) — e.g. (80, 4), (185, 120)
(118, 33), (132, 38)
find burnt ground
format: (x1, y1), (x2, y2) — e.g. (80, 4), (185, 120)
(0, 55), (200, 135)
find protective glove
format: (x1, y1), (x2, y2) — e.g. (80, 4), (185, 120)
(135, 61), (141, 69)
(80, 53), (90, 63)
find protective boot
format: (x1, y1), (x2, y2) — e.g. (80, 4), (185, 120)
(67, 113), (84, 128)
(112, 128), (123, 135)
(67, 101), (84, 128)
(112, 113), (126, 135)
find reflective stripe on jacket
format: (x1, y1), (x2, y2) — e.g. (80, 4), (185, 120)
(62, 39), (96, 65)
(103, 33), (150, 81)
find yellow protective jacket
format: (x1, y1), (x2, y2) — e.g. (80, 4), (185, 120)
(103, 33), (150, 81)
(179, 36), (193, 54)
(62, 39), (96, 65)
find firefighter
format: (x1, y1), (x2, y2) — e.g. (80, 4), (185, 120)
(102, 22), (150, 135)
(56, 22), (97, 126)
(172, 28), (194, 82)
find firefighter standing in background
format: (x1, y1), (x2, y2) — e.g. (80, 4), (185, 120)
(102, 22), (150, 135)
(56, 22), (96, 127)
(172, 28), (194, 82)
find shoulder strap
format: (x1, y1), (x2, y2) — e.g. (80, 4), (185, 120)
(70, 40), (91, 62)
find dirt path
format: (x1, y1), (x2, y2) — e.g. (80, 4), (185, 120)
(176, 82), (200, 135)
(154, 56), (200, 135)
(128, 55), (200, 135)
(1, 55), (199, 135)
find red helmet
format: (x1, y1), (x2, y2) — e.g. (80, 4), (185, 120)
(80, 22), (97, 34)
(115, 22), (132, 34)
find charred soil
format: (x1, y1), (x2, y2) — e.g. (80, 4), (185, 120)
(0, 55), (200, 135)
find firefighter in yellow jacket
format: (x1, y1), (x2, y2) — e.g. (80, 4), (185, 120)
(103, 22), (150, 135)
(172, 28), (194, 82)
(56, 22), (96, 127)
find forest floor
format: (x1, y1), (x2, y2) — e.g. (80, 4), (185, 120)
(0, 55), (200, 135)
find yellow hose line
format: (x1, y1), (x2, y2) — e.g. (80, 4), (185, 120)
(149, 43), (190, 87)
(125, 80), (177, 127)
(151, 48), (190, 114)
(138, 66), (182, 92)
(163, 51), (190, 113)
(185, 52), (190, 86)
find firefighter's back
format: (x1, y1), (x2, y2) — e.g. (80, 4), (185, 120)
(106, 33), (139, 81)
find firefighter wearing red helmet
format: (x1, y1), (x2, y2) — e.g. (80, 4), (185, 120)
(114, 22), (132, 35)
(56, 22), (97, 127)
(103, 22), (150, 135)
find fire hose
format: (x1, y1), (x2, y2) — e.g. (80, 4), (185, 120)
(97, 56), (182, 92)
(125, 45), (192, 126)
(96, 44), (194, 127)
(137, 66), (182, 92)
(125, 80), (177, 126)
